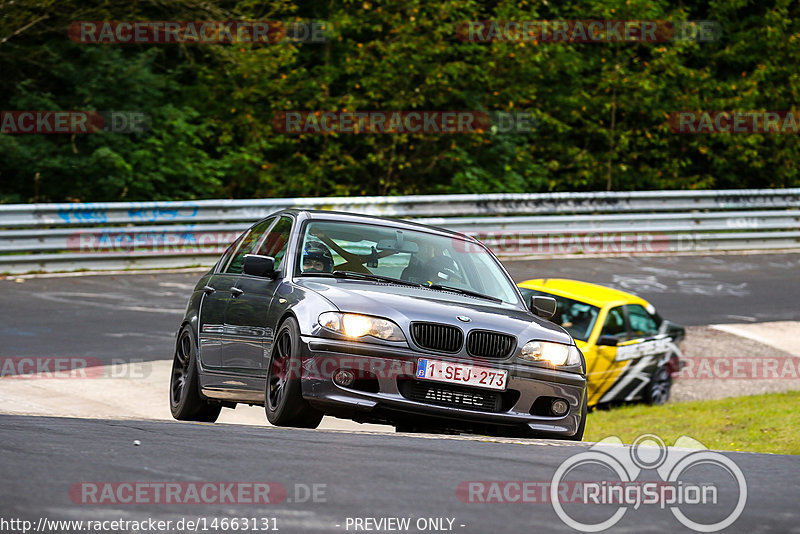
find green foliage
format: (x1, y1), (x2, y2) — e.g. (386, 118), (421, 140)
(0, 0), (798, 202)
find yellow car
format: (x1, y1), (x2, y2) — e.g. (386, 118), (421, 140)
(518, 278), (685, 408)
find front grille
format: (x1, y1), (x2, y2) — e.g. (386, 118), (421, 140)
(467, 330), (516, 359)
(399, 380), (502, 412)
(410, 322), (463, 353)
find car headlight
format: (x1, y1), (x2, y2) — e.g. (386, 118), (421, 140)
(318, 312), (406, 341)
(519, 341), (581, 366)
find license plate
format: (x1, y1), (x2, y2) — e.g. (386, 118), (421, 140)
(416, 359), (507, 391)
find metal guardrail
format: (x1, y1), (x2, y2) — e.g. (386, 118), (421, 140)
(1, 188), (799, 273)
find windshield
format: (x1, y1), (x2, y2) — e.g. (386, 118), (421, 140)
(519, 288), (600, 341)
(297, 220), (521, 305)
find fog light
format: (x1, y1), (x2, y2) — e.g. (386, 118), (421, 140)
(333, 369), (356, 387)
(551, 399), (569, 417)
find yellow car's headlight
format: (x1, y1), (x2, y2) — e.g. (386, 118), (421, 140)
(318, 312), (406, 341)
(519, 341), (581, 366)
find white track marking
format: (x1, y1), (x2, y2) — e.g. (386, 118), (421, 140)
(710, 321), (800, 358)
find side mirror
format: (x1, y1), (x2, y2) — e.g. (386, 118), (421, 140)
(596, 335), (619, 347)
(530, 295), (557, 319)
(243, 254), (276, 278)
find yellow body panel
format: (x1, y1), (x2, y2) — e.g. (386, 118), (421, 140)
(518, 278), (654, 407)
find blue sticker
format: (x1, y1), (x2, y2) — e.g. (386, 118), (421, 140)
(416, 359), (427, 378)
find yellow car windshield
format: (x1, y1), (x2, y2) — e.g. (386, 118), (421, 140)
(519, 288), (600, 341)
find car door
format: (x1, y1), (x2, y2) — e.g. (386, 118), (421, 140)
(197, 232), (250, 370)
(202, 217), (275, 373)
(586, 305), (629, 405)
(223, 215), (294, 376)
(600, 304), (668, 402)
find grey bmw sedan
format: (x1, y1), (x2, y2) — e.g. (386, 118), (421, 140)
(170, 210), (587, 439)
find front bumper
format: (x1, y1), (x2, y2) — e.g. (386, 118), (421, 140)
(298, 336), (587, 437)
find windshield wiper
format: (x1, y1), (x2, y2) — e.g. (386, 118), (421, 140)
(328, 271), (501, 302)
(332, 270), (423, 288)
(426, 283), (502, 303)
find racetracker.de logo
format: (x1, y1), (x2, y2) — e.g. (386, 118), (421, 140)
(1, 111), (149, 134)
(453, 232), (672, 256)
(0, 357), (103, 379)
(457, 480), (715, 505)
(456, 20), (720, 43)
(69, 482), (287, 504)
(67, 230), (240, 255)
(677, 356), (800, 379)
(68, 21), (327, 44)
(272, 111), (537, 134)
(669, 111), (800, 134)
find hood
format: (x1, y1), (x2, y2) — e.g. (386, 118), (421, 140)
(296, 278), (573, 345)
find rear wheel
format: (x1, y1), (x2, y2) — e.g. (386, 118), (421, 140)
(170, 326), (221, 422)
(265, 317), (323, 428)
(644, 365), (671, 406)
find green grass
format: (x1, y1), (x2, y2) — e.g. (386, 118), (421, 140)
(585, 391), (800, 455)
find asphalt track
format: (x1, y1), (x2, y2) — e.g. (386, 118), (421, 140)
(2, 253), (800, 365)
(1, 415), (798, 533)
(2, 253), (800, 533)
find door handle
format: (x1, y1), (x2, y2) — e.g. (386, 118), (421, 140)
(230, 287), (244, 297)
(201, 285), (216, 295)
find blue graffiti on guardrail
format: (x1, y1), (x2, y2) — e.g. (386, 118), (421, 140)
(57, 204), (108, 224)
(56, 203), (199, 224)
(127, 203), (199, 222)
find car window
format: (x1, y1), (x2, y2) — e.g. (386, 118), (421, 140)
(518, 288), (600, 342)
(298, 220), (521, 304)
(254, 216), (293, 270)
(601, 306), (627, 338)
(224, 217), (276, 274)
(627, 304), (660, 336)
(215, 235), (243, 273)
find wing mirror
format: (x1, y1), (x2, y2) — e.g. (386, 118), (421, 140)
(530, 295), (557, 319)
(596, 335), (619, 347)
(242, 254), (277, 278)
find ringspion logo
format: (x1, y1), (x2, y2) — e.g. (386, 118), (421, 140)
(550, 435), (746, 532)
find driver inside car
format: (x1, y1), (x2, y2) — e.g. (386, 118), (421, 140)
(302, 240), (334, 273)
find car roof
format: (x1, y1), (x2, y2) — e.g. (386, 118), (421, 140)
(275, 208), (476, 241)
(517, 278), (650, 308)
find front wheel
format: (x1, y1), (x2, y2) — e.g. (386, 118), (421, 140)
(265, 317), (323, 428)
(170, 326), (221, 422)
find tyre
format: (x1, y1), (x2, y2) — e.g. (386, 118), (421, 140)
(265, 317), (323, 428)
(643, 365), (671, 406)
(170, 325), (222, 422)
